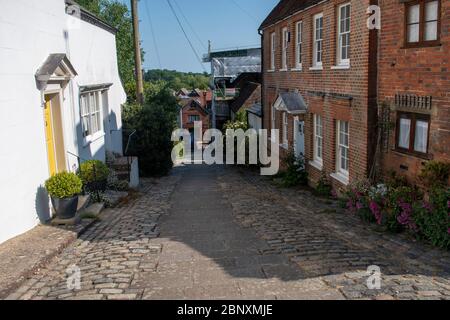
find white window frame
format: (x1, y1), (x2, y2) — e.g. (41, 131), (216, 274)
(337, 3), (351, 66)
(188, 115), (200, 123)
(314, 114), (323, 165)
(313, 13), (324, 68)
(281, 27), (288, 70)
(271, 105), (276, 130)
(80, 91), (104, 143)
(295, 21), (303, 69)
(336, 120), (350, 177)
(270, 32), (276, 71)
(282, 112), (288, 148)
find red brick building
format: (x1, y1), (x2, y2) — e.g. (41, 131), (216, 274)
(179, 90), (212, 136)
(377, 0), (450, 184)
(260, 0), (378, 189)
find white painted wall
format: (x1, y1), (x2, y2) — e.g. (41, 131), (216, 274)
(0, 0), (126, 244)
(248, 113), (262, 131)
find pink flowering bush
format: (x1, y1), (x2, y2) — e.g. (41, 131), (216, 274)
(341, 174), (450, 249)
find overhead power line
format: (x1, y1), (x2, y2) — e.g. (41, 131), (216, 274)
(172, 0), (207, 51)
(230, 0), (259, 22)
(166, 0), (207, 73)
(143, 0), (162, 70)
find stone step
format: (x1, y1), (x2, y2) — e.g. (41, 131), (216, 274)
(79, 202), (105, 218)
(51, 197), (103, 226)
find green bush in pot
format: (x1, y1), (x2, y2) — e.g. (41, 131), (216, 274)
(78, 160), (110, 192)
(45, 172), (83, 219)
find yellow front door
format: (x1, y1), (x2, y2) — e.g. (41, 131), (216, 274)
(44, 100), (57, 176)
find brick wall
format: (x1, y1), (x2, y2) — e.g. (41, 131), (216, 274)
(377, 0), (450, 184)
(181, 102), (210, 134)
(262, 0), (377, 190)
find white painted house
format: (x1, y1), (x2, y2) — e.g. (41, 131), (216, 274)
(0, 0), (127, 244)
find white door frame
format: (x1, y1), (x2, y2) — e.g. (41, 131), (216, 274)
(293, 116), (305, 157)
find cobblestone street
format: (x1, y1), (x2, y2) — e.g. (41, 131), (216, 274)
(6, 165), (450, 300)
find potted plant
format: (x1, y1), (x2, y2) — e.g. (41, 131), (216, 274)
(78, 160), (110, 192)
(45, 172), (83, 219)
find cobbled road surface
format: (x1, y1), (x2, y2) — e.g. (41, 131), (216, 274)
(7, 165), (450, 300)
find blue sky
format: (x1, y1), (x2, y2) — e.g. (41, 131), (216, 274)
(118, 0), (279, 73)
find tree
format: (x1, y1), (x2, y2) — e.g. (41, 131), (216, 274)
(122, 81), (179, 176)
(144, 69), (210, 91)
(75, 0), (137, 85)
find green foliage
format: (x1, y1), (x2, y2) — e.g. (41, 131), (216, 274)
(122, 82), (178, 177)
(413, 187), (450, 249)
(79, 160), (110, 184)
(223, 120), (248, 131)
(235, 110), (248, 123)
(144, 69), (210, 91)
(75, 0), (136, 86)
(280, 150), (308, 187)
(341, 173), (450, 249)
(316, 173), (332, 197)
(419, 161), (450, 189)
(45, 172), (83, 199)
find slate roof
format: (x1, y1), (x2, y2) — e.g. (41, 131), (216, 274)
(278, 91), (308, 112)
(247, 103), (262, 117)
(230, 82), (260, 113)
(182, 98), (209, 115)
(259, 0), (322, 30)
(230, 72), (262, 89)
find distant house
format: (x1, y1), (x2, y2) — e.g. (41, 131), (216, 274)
(203, 47), (261, 129)
(230, 82), (261, 120)
(180, 99), (210, 136)
(175, 88), (190, 101)
(0, 0), (127, 244)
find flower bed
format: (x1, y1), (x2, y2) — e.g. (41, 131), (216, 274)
(339, 163), (450, 250)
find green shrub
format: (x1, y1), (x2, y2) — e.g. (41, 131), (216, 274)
(419, 161), (450, 189)
(122, 82), (179, 177)
(316, 173), (332, 197)
(78, 160), (109, 184)
(413, 187), (450, 249)
(281, 150), (308, 187)
(45, 172), (83, 199)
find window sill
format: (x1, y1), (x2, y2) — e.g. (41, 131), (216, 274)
(291, 67), (302, 71)
(330, 172), (349, 186)
(280, 143), (289, 150)
(267, 69), (275, 73)
(392, 148), (432, 160)
(401, 42), (441, 49)
(309, 66), (323, 71)
(279, 68), (288, 72)
(309, 160), (323, 171)
(83, 131), (105, 147)
(331, 64), (350, 70)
